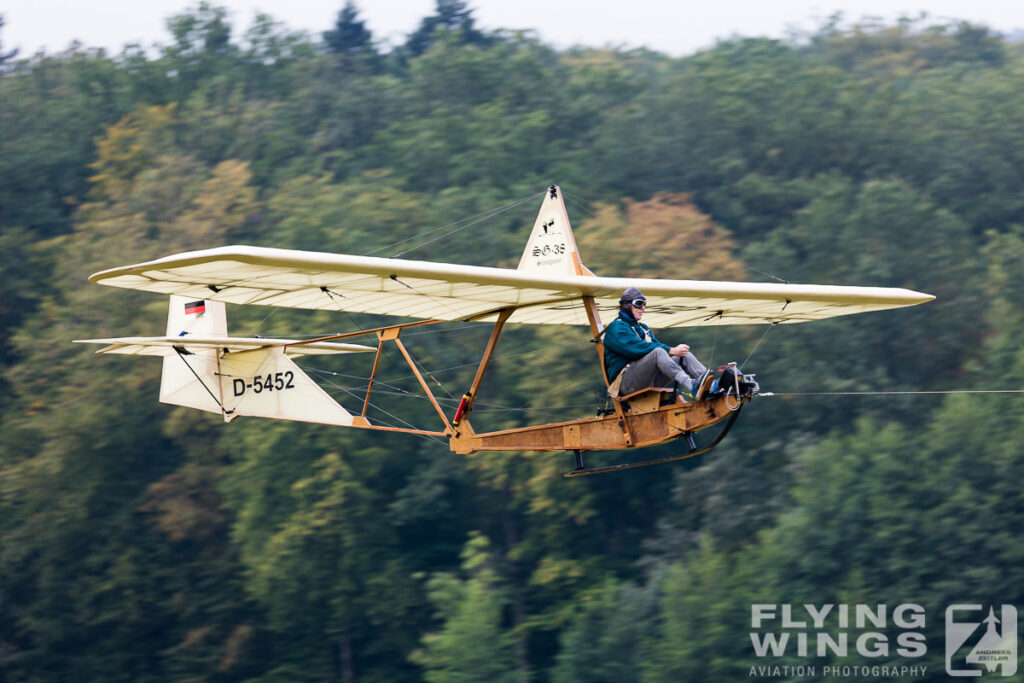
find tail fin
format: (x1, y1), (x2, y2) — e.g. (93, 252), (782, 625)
(158, 296), (353, 426)
(159, 296), (226, 413)
(166, 295), (227, 337)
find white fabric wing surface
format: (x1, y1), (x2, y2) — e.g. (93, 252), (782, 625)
(90, 245), (934, 328)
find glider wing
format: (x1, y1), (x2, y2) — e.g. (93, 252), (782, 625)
(90, 245), (934, 328)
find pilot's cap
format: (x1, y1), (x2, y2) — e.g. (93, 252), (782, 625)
(619, 286), (645, 305)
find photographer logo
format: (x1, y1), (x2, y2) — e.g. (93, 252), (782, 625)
(945, 605), (1017, 677)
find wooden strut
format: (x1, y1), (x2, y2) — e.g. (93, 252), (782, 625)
(348, 423), (448, 437)
(362, 337), (385, 418)
(343, 321), (452, 437)
(296, 299), (748, 464)
(279, 319), (445, 349)
(580, 295), (607, 383)
(393, 335), (452, 432)
(457, 307), (515, 425)
(581, 295), (633, 446)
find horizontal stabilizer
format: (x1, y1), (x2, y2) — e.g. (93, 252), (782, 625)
(74, 335), (376, 357)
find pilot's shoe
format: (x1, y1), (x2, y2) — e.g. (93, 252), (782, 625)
(693, 369), (715, 401)
(677, 378), (696, 402)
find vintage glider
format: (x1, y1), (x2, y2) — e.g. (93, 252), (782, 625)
(77, 186), (933, 476)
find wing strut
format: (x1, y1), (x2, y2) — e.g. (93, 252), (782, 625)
(394, 334), (452, 432)
(275, 319), (444, 349)
(455, 307), (515, 427)
(318, 320), (452, 437)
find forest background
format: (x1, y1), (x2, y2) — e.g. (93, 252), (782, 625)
(1, 1), (1023, 681)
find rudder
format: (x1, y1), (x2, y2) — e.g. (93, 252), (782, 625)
(159, 296), (226, 413)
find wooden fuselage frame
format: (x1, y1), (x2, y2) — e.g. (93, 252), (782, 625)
(283, 297), (748, 455)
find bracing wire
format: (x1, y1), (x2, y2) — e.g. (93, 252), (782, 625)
(707, 325), (721, 369)
(761, 389), (1024, 398)
(306, 330), (602, 417)
(317, 375), (448, 445)
(364, 191), (545, 258)
(308, 368), (421, 400)
(562, 192), (599, 218)
(388, 274), (470, 323)
(245, 306), (283, 338)
(741, 323), (776, 370)
(369, 339), (590, 382)
(564, 189), (792, 285)
(241, 193), (542, 338)
(409, 354), (454, 399)
(312, 368), (595, 421)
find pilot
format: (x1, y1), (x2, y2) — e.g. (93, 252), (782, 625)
(603, 287), (714, 399)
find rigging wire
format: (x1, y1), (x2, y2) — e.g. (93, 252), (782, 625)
(320, 287), (371, 334)
(317, 375), (448, 445)
(312, 379), (596, 413)
(404, 322), (484, 337)
(241, 193), (542, 338)
(707, 324), (721, 369)
(306, 335), (602, 415)
(761, 389), (1024, 398)
(740, 323), (776, 370)
(307, 368), (421, 399)
(364, 191), (545, 258)
(245, 306), (283, 338)
(562, 191), (599, 218)
(247, 321), (486, 344)
(564, 190), (791, 284)
(369, 339), (590, 382)
(409, 352), (455, 399)
(387, 274), (471, 324)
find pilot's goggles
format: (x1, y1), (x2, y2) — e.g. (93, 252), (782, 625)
(630, 299), (647, 308)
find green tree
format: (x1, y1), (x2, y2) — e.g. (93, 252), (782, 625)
(160, 2), (240, 101)
(406, 0), (491, 57)
(552, 579), (657, 683)
(0, 104), (260, 680)
(0, 229), (51, 406)
(411, 533), (519, 682)
(230, 438), (421, 681)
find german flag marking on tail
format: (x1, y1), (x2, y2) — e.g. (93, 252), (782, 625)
(184, 301), (206, 315)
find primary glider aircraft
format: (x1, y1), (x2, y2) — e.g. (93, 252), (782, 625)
(77, 186), (933, 476)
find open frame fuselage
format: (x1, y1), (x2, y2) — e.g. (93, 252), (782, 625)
(78, 185), (933, 475)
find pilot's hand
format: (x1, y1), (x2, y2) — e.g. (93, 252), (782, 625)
(670, 344), (689, 357)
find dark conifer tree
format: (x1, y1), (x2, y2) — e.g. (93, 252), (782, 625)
(323, 1), (375, 56)
(405, 0), (490, 56)
(0, 15), (19, 63)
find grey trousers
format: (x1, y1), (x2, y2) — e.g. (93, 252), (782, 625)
(619, 347), (708, 395)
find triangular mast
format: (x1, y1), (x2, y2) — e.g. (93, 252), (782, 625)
(517, 185), (594, 276)
(518, 185), (610, 385)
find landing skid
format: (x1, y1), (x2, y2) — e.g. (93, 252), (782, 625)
(563, 405), (743, 478)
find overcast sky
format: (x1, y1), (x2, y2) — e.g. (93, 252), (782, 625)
(4, 0), (1024, 58)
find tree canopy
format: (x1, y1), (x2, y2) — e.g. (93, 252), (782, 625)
(1, 6), (1022, 681)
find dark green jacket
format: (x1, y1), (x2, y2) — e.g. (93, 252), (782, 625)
(603, 311), (670, 382)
